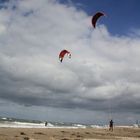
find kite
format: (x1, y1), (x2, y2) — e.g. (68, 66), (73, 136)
(59, 50), (71, 62)
(92, 12), (105, 28)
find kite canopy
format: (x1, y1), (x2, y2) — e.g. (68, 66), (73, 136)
(92, 12), (105, 28)
(59, 50), (71, 62)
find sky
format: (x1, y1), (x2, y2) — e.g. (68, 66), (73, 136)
(0, 0), (140, 125)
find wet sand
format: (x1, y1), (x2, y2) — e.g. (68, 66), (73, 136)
(0, 127), (140, 140)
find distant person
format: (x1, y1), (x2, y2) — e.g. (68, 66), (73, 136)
(45, 122), (48, 126)
(109, 119), (113, 131)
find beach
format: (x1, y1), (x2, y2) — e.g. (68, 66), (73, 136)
(0, 127), (140, 140)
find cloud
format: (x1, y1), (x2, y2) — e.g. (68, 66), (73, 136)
(0, 0), (140, 123)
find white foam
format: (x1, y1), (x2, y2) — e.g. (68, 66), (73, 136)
(0, 122), (45, 128)
(73, 124), (86, 128)
(90, 125), (108, 129)
(0, 122), (86, 128)
(2, 117), (7, 120)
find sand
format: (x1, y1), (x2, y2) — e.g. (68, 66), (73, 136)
(0, 127), (140, 140)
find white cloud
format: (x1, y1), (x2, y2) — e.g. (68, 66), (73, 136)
(0, 0), (140, 123)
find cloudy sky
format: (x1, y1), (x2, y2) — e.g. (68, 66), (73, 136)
(0, 0), (140, 125)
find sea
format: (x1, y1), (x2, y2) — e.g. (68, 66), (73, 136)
(0, 116), (106, 128)
(0, 116), (139, 128)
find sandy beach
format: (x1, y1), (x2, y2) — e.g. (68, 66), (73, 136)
(0, 127), (140, 140)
